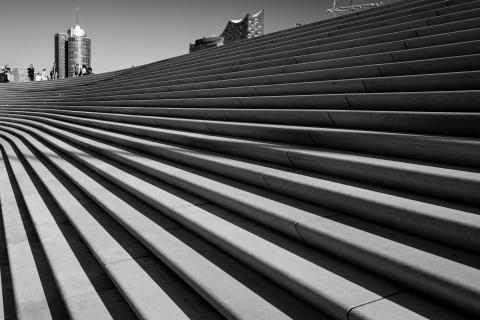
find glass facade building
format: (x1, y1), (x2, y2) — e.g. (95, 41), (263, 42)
(54, 33), (68, 78)
(54, 24), (91, 78)
(220, 10), (264, 45)
(189, 36), (224, 53)
(67, 36), (91, 77)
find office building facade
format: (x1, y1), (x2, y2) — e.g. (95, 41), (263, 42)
(189, 36), (224, 53)
(54, 24), (91, 78)
(66, 24), (91, 77)
(54, 33), (68, 78)
(220, 9), (264, 44)
(5, 67), (29, 82)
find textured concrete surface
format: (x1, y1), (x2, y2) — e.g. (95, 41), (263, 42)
(0, 0), (479, 319)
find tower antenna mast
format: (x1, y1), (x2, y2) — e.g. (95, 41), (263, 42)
(75, 6), (79, 25)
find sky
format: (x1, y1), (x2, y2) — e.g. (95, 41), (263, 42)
(0, 0), (401, 74)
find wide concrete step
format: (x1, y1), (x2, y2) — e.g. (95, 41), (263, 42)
(2, 90), (480, 116)
(3, 118), (480, 249)
(0, 146), (58, 320)
(157, 11), (480, 78)
(2, 1), (476, 94)
(5, 0), (444, 91)
(13, 1), (451, 92)
(4, 106), (480, 138)
(3, 28), (480, 100)
(1, 122), (479, 319)
(132, 1), (446, 68)
(184, 0), (478, 63)
(3, 113), (479, 207)
(3, 45), (480, 105)
(5, 42), (480, 102)
(40, 52), (480, 100)
(7, 71), (478, 103)
(1, 15), (479, 99)
(59, 53), (480, 98)
(0, 128), (323, 320)
(0, 133), (199, 320)
(0, 126), (401, 320)
(1, 0), (478, 318)
(207, 33), (480, 84)
(0, 136), (115, 320)
(4, 34), (480, 102)
(3, 111), (479, 168)
(99, 1), (479, 83)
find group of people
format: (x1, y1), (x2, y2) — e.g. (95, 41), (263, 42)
(0, 63), (94, 83)
(0, 65), (11, 82)
(27, 64), (49, 81)
(28, 63), (60, 81)
(28, 63), (93, 81)
(74, 63), (94, 77)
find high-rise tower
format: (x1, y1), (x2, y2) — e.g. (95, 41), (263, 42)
(54, 33), (68, 78)
(54, 7), (92, 78)
(66, 24), (91, 77)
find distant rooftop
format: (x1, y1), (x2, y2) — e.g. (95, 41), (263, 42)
(68, 24), (86, 37)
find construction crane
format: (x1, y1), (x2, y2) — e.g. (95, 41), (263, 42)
(327, 0), (382, 17)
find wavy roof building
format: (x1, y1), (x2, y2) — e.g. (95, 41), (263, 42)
(220, 9), (264, 44)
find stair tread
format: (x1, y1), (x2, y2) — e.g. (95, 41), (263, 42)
(3, 121), (480, 316)
(1, 0), (479, 318)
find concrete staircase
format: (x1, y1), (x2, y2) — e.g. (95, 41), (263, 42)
(0, 0), (479, 319)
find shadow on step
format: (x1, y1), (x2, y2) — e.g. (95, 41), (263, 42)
(30, 127), (480, 271)
(328, 214), (480, 270)
(0, 186), (17, 320)
(1, 145), (69, 320)
(15, 136), (226, 320)
(12, 125), (480, 318)
(22, 132), (331, 319)
(6, 139), (138, 320)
